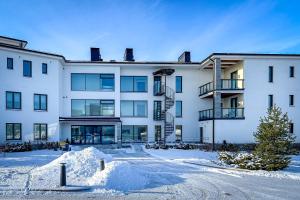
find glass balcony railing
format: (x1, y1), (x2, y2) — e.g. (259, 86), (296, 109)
(199, 108), (244, 121)
(199, 79), (244, 96)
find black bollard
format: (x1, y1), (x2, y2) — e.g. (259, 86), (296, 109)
(60, 163), (66, 186)
(100, 159), (105, 171)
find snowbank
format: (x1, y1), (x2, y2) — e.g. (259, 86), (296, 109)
(31, 147), (147, 192)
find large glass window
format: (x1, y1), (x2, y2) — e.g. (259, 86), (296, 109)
(71, 100), (86, 116)
(71, 74), (86, 91)
(6, 91), (21, 109)
(71, 73), (114, 91)
(101, 100), (115, 116)
(121, 125), (147, 142)
(121, 100), (147, 117)
(120, 76), (147, 92)
(85, 99), (100, 116)
(72, 99), (115, 116)
(34, 123), (47, 140)
(23, 60), (32, 77)
(176, 76), (182, 93)
(7, 58), (13, 69)
(176, 101), (182, 117)
(175, 125), (182, 142)
(34, 94), (47, 111)
(6, 123), (21, 140)
(71, 125), (115, 144)
(100, 74), (114, 90)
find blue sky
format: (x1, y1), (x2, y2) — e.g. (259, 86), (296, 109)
(1, 0), (300, 61)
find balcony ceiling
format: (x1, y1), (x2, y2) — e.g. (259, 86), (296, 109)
(203, 59), (241, 69)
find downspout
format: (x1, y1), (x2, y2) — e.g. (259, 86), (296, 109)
(164, 75), (167, 145)
(209, 58), (215, 151)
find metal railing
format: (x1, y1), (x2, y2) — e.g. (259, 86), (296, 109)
(199, 79), (244, 96)
(221, 79), (244, 90)
(199, 108), (244, 121)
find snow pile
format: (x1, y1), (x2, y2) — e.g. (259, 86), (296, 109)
(31, 147), (148, 192)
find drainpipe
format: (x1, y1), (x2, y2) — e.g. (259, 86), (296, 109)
(209, 58), (216, 151)
(164, 75), (167, 145)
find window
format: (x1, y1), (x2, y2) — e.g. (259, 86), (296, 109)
(34, 94), (47, 111)
(120, 76), (147, 92)
(155, 125), (161, 142)
(176, 101), (182, 117)
(121, 125), (147, 142)
(268, 95), (273, 109)
(42, 63), (47, 74)
(7, 58), (13, 69)
(175, 125), (182, 142)
(268, 66), (273, 83)
(6, 91), (21, 109)
(200, 127), (203, 143)
(71, 99), (115, 116)
(6, 123), (21, 140)
(176, 76), (182, 93)
(34, 124), (47, 140)
(121, 100), (147, 117)
(289, 123), (294, 133)
(289, 95), (294, 106)
(23, 60), (32, 77)
(71, 74), (85, 91)
(100, 74), (115, 90)
(71, 73), (114, 91)
(290, 66), (295, 78)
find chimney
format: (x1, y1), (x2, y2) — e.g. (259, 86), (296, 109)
(178, 51), (191, 63)
(90, 48), (103, 61)
(124, 48), (135, 61)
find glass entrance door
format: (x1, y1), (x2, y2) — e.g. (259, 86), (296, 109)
(71, 125), (115, 144)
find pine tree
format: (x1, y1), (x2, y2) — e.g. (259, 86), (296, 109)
(254, 105), (295, 171)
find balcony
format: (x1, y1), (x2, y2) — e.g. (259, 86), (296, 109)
(199, 79), (244, 97)
(199, 108), (245, 121)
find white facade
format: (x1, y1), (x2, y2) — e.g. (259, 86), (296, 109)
(0, 36), (299, 145)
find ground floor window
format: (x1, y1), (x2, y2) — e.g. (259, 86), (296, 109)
(200, 127), (203, 143)
(121, 125), (147, 142)
(71, 125), (115, 144)
(34, 123), (47, 140)
(175, 125), (182, 142)
(6, 123), (21, 140)
(155, 125), (161, 142)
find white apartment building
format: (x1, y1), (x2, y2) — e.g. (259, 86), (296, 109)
(0, 36), (299, 146)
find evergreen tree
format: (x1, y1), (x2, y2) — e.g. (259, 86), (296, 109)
(254, 105), (295, 171)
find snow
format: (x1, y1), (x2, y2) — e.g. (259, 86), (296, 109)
(0, 146), (300, 199)
(30, 147), (147, 192)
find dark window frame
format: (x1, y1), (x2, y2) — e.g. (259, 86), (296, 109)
(120, 76), (148, 92)
(268, 94), (273, 109)
(289, 95), (294, 106)
(23, 60), (32, 77)
(6, 91), (21, 110)
(289, 123), (294, 133)
(7, 57), (13, 69)
(268, 66), (273, 83)
(42, 63), (48, 74)
(34, 94), (48, 111)
(6, 123), (22, 140)
(175, 125), (182, 142)
(290, 66), (295, 78)
(33, 123), (48, 140)
(71, 99), (115, 117)
(154, 125), (162, 142)
(176, 76), (182, 93)
(120, 100), (148, 117)
(71, 73), (115, 91)
(176, 100), (182, 118)
(121, 125), (148, 143)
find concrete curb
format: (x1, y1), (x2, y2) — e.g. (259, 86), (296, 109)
(30, 185), (91, 192)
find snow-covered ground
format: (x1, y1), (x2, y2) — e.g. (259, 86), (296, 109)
(0, 146), (300, 200)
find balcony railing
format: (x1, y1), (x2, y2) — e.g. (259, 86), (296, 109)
(199, 79), (244, 96)
(199, 108), (245, 121)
